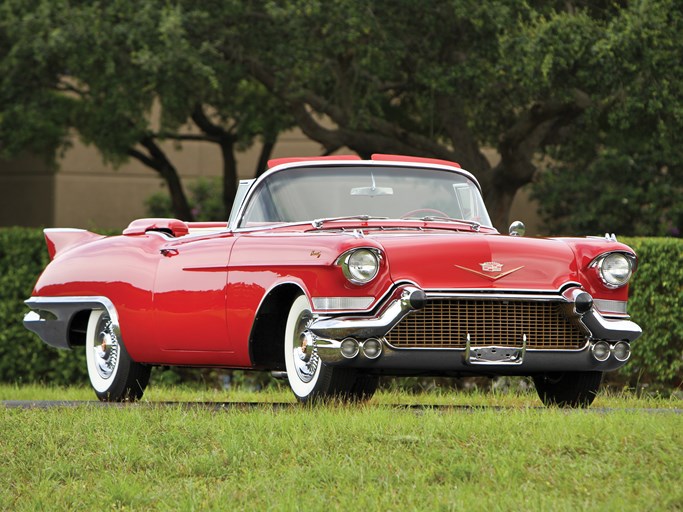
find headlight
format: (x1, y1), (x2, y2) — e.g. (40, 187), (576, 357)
(339, 248), (380, 285)
(595, 252), (633, 288)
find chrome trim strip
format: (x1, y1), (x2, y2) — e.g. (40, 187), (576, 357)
(425, 291), (571, 302)
(423, 282), (582, 297)
(383, 339), (591, 353)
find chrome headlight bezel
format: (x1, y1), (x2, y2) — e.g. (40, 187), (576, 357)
(591, 252), (635, 288)
(337, 248), (382, 285)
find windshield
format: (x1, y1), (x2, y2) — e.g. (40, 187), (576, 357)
(239, 165), (491, 228)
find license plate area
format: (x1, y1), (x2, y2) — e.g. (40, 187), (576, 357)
(464, 334), (527, 365)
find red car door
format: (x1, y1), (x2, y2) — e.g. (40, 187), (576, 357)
(152, 233), (236, 354)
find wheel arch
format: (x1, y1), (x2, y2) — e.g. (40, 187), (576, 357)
(249, 283), (307, 370)
(67, 309), (92, 346)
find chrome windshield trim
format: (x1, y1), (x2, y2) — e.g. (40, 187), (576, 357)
(231, 159), (490, 231)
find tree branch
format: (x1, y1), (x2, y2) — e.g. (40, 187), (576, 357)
(152, 132), (221, 143)
(191, 104), (234, 140)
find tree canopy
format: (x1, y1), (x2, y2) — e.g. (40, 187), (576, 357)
(1, 0), (681, 232)
(0, 0), (293, 220)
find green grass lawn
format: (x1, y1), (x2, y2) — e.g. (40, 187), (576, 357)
(1, 385), (681, 511)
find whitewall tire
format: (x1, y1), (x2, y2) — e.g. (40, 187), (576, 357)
(85, 309), (150, 401)
(283, 294), (376, 403)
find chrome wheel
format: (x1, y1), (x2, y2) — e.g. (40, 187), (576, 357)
(85, 309), (151, 401)
(291, 312), (319, 384)
(94, 318), (120, 380)
(86, 310), (122, 393)
(284, 295), (323, 398)
(283, 294), (378, 403)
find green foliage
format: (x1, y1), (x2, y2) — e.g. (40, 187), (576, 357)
(618, 237), (683, 388)
(528, 1), (683, 235)
(145, 177), (227, 221)
(0, 228), (86, 384)
(0, 0), (293, 219)
(533, 149), (682, 237)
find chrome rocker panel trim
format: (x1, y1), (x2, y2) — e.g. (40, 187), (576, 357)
(24, 296), (119, 350)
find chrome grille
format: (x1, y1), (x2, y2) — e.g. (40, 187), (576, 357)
(386, 299), (587, 349)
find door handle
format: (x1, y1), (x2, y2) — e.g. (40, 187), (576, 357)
(160, 248), (179, 257)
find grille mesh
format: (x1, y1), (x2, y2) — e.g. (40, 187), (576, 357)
(385, 299), (587, 349)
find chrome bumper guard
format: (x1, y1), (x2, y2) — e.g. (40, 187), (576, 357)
(306, 286), (642, 373)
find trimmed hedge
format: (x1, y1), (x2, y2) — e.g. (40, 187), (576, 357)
(0, 227), (86, 384)
(619, 237), (683, 388)
(0, 228), (681, 389)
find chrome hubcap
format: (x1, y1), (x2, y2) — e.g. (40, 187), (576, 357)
(291, 310), (318, 383)
(93, 318), (119, 379)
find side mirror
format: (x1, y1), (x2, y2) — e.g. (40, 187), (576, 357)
(509, 221), (526, 237)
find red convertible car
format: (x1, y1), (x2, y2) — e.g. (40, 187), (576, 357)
(24, 154), (641, 406)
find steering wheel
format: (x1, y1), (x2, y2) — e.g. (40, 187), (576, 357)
(401, 208), (449, 219)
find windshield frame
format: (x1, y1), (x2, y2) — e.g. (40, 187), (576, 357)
(231, 160), (490, 232)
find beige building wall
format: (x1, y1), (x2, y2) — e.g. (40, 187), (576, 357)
(0, 155), (56, 227)
(1, 131), (542, 235)
(53, 130), (338, 230)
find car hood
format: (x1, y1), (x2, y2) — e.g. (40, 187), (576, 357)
(373, 232), (578, 291)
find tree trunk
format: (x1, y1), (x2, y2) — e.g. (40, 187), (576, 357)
(483, 182), (519, 232)
(220, 138), (238, 217)
(255, 137), (277, 177)
(129, 138), (194, 221)
(162, 163), (194, 221)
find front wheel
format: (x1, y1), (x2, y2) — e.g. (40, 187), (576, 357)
(533, 371), (603, 408)
(85, 310), (151, 402)
(284, 294), (375, 403)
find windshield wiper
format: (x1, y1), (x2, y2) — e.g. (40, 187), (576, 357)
(410, 216), (481, 232)
(311, 215), (389, 229)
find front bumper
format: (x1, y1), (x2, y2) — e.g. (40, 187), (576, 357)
(306, 286), (641, 375)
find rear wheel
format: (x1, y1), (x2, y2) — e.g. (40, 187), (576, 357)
(85, 310), (150, 402)
(283, 294), (376, 403)
(533, 371), (603, 408)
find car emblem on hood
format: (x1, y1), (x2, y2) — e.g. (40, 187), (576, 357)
(455, 262), (524, 281)
(480, 261), (503, 272)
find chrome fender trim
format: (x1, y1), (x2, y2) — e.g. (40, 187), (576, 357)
(24, 296), (120, 350)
